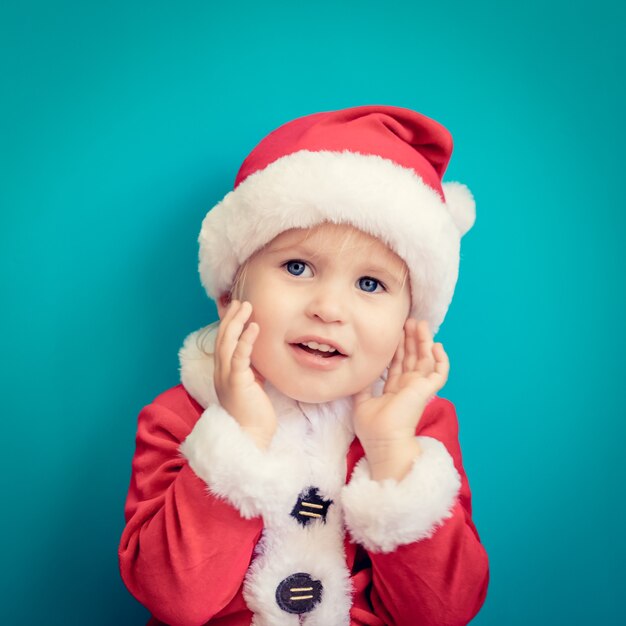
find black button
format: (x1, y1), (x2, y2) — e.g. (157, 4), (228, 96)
(290, 486), (333, 527)
(275, 572), (323, 614)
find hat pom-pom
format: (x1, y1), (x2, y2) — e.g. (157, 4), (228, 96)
(442, 182), (476, 237)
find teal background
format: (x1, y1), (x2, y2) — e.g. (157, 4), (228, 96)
(2, 0), (624, 623)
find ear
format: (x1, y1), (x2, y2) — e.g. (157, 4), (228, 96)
(216, 292), (231, 319)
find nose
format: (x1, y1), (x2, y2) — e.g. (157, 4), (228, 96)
(305, 282), (347, 324)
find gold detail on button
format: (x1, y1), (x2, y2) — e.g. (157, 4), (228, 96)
(301, 502), (324, 509)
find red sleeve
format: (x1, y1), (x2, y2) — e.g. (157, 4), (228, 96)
(368, 398), (489, 626)
(118, 389), (263, 626)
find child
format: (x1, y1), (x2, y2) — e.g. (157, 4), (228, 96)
(119, 105), (490, 626)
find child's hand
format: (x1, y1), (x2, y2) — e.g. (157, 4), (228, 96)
(352, 319), (450, 480)
(214, 300), (277, 449)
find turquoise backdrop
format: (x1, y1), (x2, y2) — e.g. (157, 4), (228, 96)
(2, 0), (624, 624)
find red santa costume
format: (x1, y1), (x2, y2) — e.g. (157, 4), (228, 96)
(119, 106), (490, 626)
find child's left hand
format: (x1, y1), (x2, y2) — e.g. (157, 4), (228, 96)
(352, 318), (450, 480)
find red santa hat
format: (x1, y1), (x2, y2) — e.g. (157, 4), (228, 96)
(198, 105), (475, 335)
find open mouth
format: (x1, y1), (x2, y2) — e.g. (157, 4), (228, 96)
(292, 341), (346, 359)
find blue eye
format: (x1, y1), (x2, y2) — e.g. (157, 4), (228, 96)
(285, 260), (309, 276)
(358, 276), (383, 293)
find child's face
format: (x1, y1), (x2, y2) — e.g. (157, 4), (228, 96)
(223, 223), (411, 403)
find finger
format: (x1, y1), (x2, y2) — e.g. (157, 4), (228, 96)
(230, 321), (260, 375)
(387, 330), (405, 382)
(216, 300), (243, 363)
(425, 343), (450, 391)
(415, 319), (435, 373)
(218, 301), (253, 369)
(403, 318), (419, 371)
(220, 298), (242, 326)
(214, 300), (241, 378)
(432, 342), (450, 381)
(215, 299), (241, 352)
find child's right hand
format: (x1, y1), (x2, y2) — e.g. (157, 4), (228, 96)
(214, 300), (277, 449)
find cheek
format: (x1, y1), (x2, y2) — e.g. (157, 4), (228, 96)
(245, 301), (286, 365)
(239, 283), (272, 323)
(367, 327), (404, 368)
(248, 327), (279, 378)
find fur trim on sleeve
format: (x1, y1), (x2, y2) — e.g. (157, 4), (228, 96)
(341, 436), (461, 553)
(179, 404), (303, 519)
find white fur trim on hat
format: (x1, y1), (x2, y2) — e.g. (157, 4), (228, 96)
(199, 149), (472, 336)
(341, 436), (461, 553)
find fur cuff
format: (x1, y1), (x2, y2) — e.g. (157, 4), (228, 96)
(341, 436), (461, 553)
(179, 404), (298, 519)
